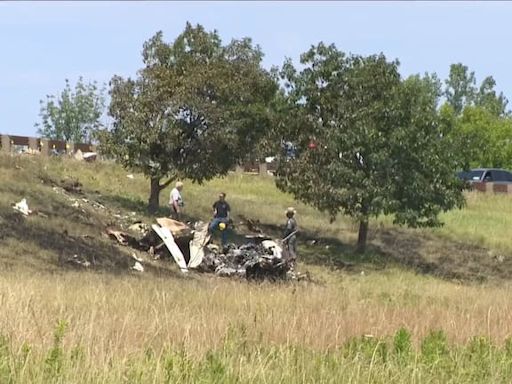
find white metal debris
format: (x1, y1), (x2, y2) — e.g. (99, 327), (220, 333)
(13, 198), (32, 216)
(132, 261), (144, 272)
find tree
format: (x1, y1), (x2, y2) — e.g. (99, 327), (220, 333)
(450, 106), (512, 169)
(444, 63), (509, 117)
(100, 24), (277, 212)
(475, 76), (509, 117)
(36, 77), (106, 143)
(444, 63), (476, 115)
(274, 44), (464, 253)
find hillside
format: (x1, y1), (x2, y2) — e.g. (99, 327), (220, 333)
(1, 154), (511, 281)
(2, 154), (512, 383)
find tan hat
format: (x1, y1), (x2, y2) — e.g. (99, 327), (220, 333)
(285, 207), (296, 215)
(175, 181), (184, 188)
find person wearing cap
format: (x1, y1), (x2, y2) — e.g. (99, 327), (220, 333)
(169, 181), (184, 220)
(283, 207), (298, 260)
(209, 192), (231, 246)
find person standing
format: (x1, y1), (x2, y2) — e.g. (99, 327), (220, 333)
(209, 192), (231, 246)
(169, 181), (184, 220)
(283, 207), (298, 260)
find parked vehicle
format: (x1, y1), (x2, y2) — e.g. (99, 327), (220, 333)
(457, 168), (512, 183)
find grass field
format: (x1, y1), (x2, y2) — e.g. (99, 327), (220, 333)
(1, 154), (512, 383)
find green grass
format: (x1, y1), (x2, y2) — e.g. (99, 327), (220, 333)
(436, 192), (512, 252)
(2, 324), (512, 383)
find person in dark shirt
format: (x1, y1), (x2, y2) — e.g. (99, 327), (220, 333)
(209, 192), (231, 245)
(283, 207), (298, 261)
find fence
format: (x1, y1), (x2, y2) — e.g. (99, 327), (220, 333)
(0, 134), (96, 156)
(472, 181), (512, 194)
(0, 133), (276, 176)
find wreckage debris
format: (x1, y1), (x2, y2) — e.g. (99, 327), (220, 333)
(73, 149), (97, 162)
(106, 228), (141, 249)
(13, 198), (32, 216)
(188, 221), (211, 268)
(198, 242), (295, 281)
(61, 178), (83, 194)
(105, 217), (305, 282)
(152, 223), (189, 273)
(128, 222), (149, 233)
(66, 254), (91, 268)
(132, 261), (144, 272)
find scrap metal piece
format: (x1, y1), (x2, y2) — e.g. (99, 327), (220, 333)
(13, 198), (32, 216)
(151, 224), (188, 273)
(188, 221), (211, 269)
(156, 217), (192, 238)
(106, 228), (132, 246)
(132, 261), (144, 272)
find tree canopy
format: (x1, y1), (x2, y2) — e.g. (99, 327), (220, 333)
(273, 44), (465, 252)
(444, 63), (508, 117)
(100, 23), (278, 211)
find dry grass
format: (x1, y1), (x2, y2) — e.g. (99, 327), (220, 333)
(2, 269), (512, 356)
(2, 270), (512, 382)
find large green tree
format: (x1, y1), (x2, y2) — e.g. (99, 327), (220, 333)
(274, 44), (464, 252)
(36, 77), (106, 143)
(101, 24), (277, 212)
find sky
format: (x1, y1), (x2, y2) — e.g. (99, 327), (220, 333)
(1, 1), (511, 137)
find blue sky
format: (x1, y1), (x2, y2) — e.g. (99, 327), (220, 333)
(1, 1), (511, 136)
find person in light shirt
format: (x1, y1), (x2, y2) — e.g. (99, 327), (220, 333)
(169, 181), (184, 220)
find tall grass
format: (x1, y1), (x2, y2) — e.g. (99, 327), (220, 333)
(2, 326), (512, 383)
(2, 271), (512, 382)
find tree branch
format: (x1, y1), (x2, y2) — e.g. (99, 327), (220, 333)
(159, 178), (174, 190)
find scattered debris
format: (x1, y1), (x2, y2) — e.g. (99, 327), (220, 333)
(188, 221), (211, 268)
(82, 152), (97, 162)
(198, 242), (296, 281)
(13, 198), (32, 216)
(66, 254), (91, 268)
(61, 179), (83, 194)
(261, 240), (283, 259)
(495, 254), (505, 263)
(128, 222), (149, 233)
(152, 223), (189, 273)
(74, 149), (84, 161)
(91, 200), (106, 210)
(132, 261), (144, 272)
(106, 228), (138, 247)
(156, 218), (192, 238)
(104, 216), (308, 282)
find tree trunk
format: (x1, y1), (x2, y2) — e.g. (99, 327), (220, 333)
(356, 218), (369, 254)
(148, 177), (161, 213)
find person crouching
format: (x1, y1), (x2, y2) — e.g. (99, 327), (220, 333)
(209, 192), (231, 246)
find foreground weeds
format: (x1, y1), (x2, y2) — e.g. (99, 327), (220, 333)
(1, 324), (512, 383)
(2, 270), (512, 383)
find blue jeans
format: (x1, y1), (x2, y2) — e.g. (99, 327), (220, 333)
(209, 217), (229, 245)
